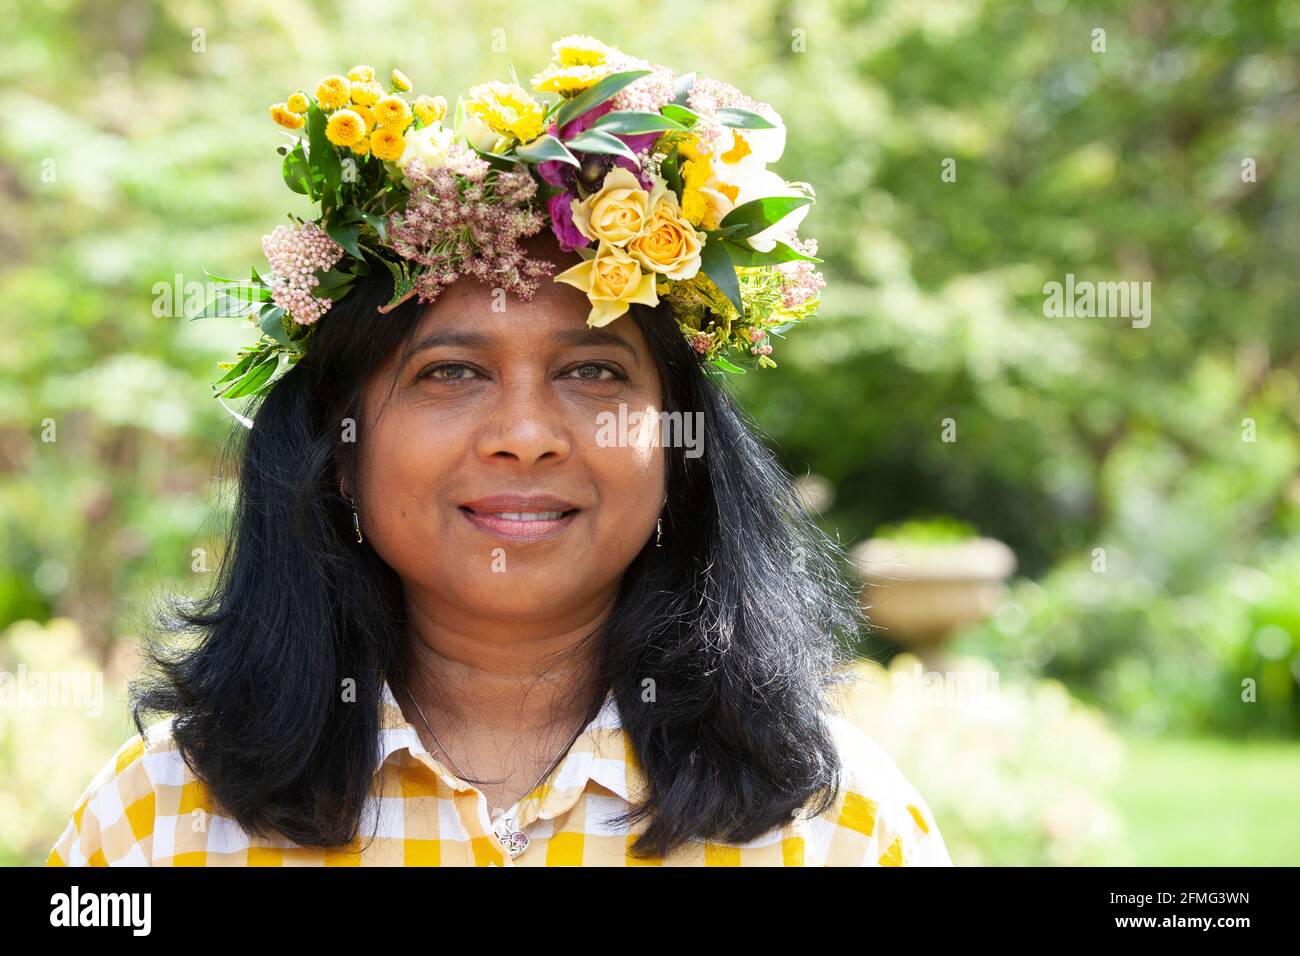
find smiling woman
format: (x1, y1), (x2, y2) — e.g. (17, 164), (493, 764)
(47, 41), (952, 867)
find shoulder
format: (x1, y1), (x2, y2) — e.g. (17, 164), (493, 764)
(46, 717), (195, 867)
(798, 712), (954, 867)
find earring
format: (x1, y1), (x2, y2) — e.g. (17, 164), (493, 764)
(340, 481), (364, 544)
(655, 516), (663, 548)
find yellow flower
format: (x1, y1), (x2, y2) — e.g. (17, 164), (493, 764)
(391, 69), (412, 92)
(553, 241), (659, 328)
(350, 103), (376, 132)
(351, 136), (371, 157)
(462, 81), (546, 146)
(370, 127), (406, 161)
(350, 80), (383, 106)
(325, 109), (365, 147)
(571, 166), (651, 247)
(374, 94), (413, 130)
(678, 136), (738, 230)
(315, 75), (351, 111)
(414, 94), (448, 126)
(286, 92), (309, 114)
(269, 103), (306, 130)
(628, 188), (704, 280)
(347, 65), (375, 83)
(531, 34), (614, 94)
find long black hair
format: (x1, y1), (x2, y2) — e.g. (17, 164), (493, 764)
(132, 263), (866, 859)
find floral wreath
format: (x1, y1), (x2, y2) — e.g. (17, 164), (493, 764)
(199, 35), (826, 402)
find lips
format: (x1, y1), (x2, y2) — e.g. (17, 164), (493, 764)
(459, 493), (582, 541)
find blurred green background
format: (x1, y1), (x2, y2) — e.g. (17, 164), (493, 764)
(2, 0), (1298, 865)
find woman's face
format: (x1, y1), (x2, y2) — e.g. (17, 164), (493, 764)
(353, 245), (666, 626)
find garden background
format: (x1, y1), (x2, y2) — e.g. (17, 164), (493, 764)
(2, 0), (1298, 865)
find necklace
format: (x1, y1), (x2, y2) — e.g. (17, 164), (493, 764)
(402, 685), (595, 859)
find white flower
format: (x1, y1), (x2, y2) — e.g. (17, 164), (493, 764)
(400, 122), (455, 172)
(454, 113), (501, 153)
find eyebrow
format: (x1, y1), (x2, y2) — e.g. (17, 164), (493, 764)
(407, 327), (641, 362)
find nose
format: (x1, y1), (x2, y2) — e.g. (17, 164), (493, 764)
(472, 375), (572, 467)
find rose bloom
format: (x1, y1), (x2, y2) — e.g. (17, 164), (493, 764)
(553, 240), (658, 327)
(627, 188), (702, 280)
(570, 166), (651, 247)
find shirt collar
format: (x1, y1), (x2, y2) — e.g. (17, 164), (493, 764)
(376, 678), (638, 807)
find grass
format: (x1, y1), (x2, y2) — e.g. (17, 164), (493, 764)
(1110, 733), (1300, 866)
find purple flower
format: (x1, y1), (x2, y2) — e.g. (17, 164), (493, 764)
(547, 191), (589, 251)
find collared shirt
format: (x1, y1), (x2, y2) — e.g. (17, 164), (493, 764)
(47, 679), (953, 866)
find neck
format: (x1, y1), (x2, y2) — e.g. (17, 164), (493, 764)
(396, 588), (613, 738)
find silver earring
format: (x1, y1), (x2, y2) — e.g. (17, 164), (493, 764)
(656, 517), (663, 548)
(341, 481), (363, 544)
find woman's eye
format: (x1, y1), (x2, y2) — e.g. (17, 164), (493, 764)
(566, 363), (620, 381)
(423, 363), (478, 381)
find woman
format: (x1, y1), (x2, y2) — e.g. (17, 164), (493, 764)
(47, 43), (953, 867)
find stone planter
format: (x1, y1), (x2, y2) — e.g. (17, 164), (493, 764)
(850, 536), (1016, 659)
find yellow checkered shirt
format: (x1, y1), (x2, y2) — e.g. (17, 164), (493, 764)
(47, 680), (953, 866)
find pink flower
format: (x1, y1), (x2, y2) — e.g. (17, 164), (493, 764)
(547, 192), (589, 251)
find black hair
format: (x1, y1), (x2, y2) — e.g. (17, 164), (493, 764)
(132, 263), (865, 859)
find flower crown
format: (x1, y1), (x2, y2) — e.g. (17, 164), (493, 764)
(199, 36), (826, 401)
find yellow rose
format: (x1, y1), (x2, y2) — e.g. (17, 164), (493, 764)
(553, 242), (659, 328)
(571, 166), (652, 247)
(627, 189), (703, 280)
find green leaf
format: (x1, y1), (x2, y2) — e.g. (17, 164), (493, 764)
(717, 195), (813, 240)
(660, 150), (683, 199)
(660, 104), (700, 128)
(212, 351), (258, 386)
(220, 354), (279, 398)
(259, 307), (289, 345)
(589, 110), (686, 135)
(563, 128), (639, 162)
(513, 133), (580, 167)
(554, 70), (651, 133)
(223, 282), (272, 302)
(194, 293), (259, 319)
(326, 220), (363, 259)
(714, 107), (776, 129)
(710, 355), (748, 374)
(357, 211), (387, 243)
(700, 233), (744, 317)
(306, 103), (341, 207)
(282, 141), (314, 198)
(721, 238), (823, 267)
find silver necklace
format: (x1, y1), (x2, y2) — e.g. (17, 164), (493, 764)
(403, 686), (594, 858)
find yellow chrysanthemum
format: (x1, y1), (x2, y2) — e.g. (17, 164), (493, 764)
(347, 65), (375, 83)
(531, 34), (614, 94)
(350, 103), (376, 132)
(286, 92), (309, 114)
(374, 94), (413, 130)
(391, 69), (412, 92)
(351, 136), (371, 157)
(464, 81), (546, 144)
(350, 80), (383, 106)
(269, 103), (306, 130)
(414, 94), (448, 126)
(325, 109), (366, 147)
(370, 127), (406, 161)
(315, 75), (351, 111)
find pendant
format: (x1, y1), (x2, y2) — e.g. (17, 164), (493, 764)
(492, 818), (530, 858)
